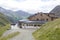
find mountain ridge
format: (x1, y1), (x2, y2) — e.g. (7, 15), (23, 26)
(50, 5), (60, 17)
(0, 7), (31, 23)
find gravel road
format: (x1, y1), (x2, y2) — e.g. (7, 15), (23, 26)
(3, 28), (37, 40)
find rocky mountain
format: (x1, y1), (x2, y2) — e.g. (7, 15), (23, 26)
(50, 5), (60, 17)
(0, 7), (31, 23)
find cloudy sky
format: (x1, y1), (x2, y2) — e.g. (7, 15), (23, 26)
(0, 0), (60, 14)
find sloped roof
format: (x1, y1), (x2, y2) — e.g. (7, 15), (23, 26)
(19, 20), (47, 24)
(28, 12), (57, 19)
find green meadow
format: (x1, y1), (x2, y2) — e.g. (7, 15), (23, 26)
(33, 19), (60, 40)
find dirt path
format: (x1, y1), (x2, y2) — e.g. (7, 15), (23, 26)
(8, 28), (37, 40)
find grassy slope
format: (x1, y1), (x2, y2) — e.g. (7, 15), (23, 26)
(0, 25), (10, 37)
(0, 32), (20, 40)
(33, 19), (60, 40)
(0, 13), (10, 37)
(0, 12), (20, 40)
(0, 13), (10, 26)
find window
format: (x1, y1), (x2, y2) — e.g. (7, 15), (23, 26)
(27, 24), (29, 26)
(51, 17), (53, 21)
(46, 19), (48, 21)
(38, 25), (41, 26)
(37, 19), (39, 21)
(48, 14), (49, 16)
(41, 14), (42, 16)
(34, 25), (37, 27)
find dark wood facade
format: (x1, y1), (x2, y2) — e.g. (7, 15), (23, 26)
(28, 12), (58, 21)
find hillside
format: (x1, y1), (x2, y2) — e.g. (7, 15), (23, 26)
(50, 5), (60, 17)
(0, 12), (10, 37)
(0, 7), (31, 23)
(0, 12), (10, 26)
(33, 19), (60, 40)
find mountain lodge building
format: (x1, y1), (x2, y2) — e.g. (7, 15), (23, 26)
(28, 12), (58, 21)
(17, 12), (58, 28)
